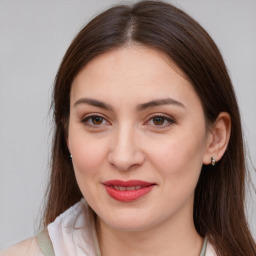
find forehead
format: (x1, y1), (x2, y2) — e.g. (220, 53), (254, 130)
(74, 46), (185, 82)
(70, 46), (200, 109)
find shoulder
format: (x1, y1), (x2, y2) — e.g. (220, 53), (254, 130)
(0, 237), (43, 256)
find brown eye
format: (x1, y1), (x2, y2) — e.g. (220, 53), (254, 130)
(146, 115), (175, 128)
(152, 116), (165, 125)
(91, 116), (104, 125)
(81, 115), (109, 128)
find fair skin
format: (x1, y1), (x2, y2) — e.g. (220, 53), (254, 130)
(1, 45), (230, 256)
(67, 45), (231, 256)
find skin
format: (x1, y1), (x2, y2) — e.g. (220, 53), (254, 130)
(0, 237), (42, 256)
(68, 45), (231, 256)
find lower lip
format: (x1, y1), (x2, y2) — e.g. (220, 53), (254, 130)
(104, 185), (154, 202)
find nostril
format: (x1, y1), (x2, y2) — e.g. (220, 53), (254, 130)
(108, 150), (145, 171)
(108, 132), (145, 170)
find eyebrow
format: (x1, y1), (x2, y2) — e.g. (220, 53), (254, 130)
(136, 98), (185, 111)
(73, 97), (185, 111)
(74, 98), (114, 111)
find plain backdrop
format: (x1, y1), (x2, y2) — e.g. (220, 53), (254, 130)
(0, 0), (255, 249)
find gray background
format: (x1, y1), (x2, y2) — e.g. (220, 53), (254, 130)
(0, 0), (255, 249)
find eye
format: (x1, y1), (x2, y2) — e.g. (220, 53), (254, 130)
(146, 115), (175, 128)
(81, 115), (110, 128)
(152, 116), (165, 125)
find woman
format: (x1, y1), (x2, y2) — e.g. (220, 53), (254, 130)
(2, 1), (255, 255)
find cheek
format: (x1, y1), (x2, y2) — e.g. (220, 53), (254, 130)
(148, 136), (205, 211)
(148, 132), (205, 181)
(69, 134), (108, 176)
(69, 135), (109, 203)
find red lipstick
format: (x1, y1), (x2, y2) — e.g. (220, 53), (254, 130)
(103, 180), (155, 202)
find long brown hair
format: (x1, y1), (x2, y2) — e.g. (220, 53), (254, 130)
(44, 1), (256, 255)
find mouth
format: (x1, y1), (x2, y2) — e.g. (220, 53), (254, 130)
(109, 185), (149, 191)
(102, 180), (156, 202)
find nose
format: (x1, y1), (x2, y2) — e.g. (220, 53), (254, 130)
(108, 125), (145, 171)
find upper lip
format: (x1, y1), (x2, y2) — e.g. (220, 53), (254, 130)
(103, 180), (156, 187)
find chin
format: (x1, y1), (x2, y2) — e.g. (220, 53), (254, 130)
(107, 220), (153, 232)
(98, 210), (161, 233)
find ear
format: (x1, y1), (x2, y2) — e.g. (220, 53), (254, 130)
(203, 112), (231, 165)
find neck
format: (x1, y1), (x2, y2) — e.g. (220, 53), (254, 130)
(96, 206), (203, 256)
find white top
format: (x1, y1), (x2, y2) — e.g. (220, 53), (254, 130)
(47, 199), (216, 256)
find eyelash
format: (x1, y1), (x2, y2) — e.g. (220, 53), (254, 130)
(81, 114), (109, 128)
(146, 115), (175, 128)
(81, 114), (175, 129)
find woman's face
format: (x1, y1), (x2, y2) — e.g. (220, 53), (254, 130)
(68, 46), (211, 232)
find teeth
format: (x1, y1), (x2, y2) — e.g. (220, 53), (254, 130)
(112, 185), (144, 191)
(127, 186), (136, 191)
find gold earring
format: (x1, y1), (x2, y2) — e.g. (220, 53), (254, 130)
(211, 156), (216, 166)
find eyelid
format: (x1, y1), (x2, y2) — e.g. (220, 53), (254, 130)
(145, 113), (176, 127)
(80, 113), (175, 129)
(81, 113), (111, 128)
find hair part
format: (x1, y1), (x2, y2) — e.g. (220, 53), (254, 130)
(43, 1), (256, 255)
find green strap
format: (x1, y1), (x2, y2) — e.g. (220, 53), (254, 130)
(200, 237), (207, 256)
(36, 228), (55, 256)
